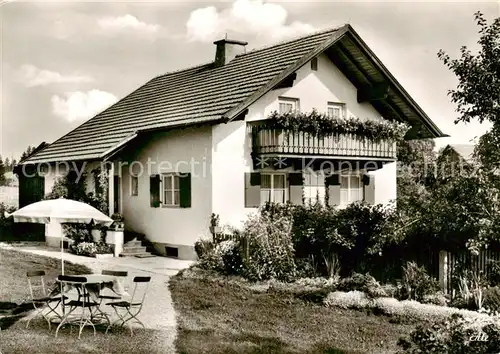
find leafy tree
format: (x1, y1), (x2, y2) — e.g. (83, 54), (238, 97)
(437, 11), (500, 170)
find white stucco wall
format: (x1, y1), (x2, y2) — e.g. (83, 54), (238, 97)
(210, 53), (397, 229)
(370, 161), (397, 205)
(246, 53), (382, 123)
(211, 121), (254, 229)
(120, 126), (212, 247)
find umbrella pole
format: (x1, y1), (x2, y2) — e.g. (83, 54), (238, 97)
(61, 238), (65, 275)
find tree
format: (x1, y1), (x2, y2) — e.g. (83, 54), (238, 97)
(438, 11), (500, 170)
(20, 145), (34, 162)
(4, 157), (10, 172)
(437, 11), (499, 126)
(0, 156), (6, 186)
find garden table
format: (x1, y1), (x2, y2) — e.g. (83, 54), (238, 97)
(55, 274), (129, 302)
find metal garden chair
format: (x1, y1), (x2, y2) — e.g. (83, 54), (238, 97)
(26, 270), (67, 331)
(92, 270), (129, 323)
(55, 275), (105, 339)
(105, 276), (151, 335)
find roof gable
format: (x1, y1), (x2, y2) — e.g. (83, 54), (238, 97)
(24, 24), (445, 164)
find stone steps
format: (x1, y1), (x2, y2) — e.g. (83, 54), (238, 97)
(120, 238), (155, 258)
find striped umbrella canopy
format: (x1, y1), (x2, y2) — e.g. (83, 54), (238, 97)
(6, 198), (113, 274)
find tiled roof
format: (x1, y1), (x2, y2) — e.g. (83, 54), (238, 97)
(24, 26), (345, 164)
(23, 24), (446, 164)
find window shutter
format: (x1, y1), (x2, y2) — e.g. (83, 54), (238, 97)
(364, 174), (376, 205)
(179, 173), (192, 208)
(325, 174), (340, 186)
(245, 172), (261, 208)
(150, 174), (160, 208)
(288, 172), (303, 205)
(326, 174), (340, 206)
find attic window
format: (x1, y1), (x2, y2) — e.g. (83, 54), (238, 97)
(279, 97), (300, 114)
(311, 57), (318, 71)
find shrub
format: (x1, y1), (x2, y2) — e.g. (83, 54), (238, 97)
(337, 272), (387, 298)
(487, 260), (500, 286)
(241, 212), (297, 282)
(73, 242), (98, 257)
(421, 292), (449, 307)
(0, 203), (16, 239)
(194, 239), (215, 259)
(324, 291), (371, 309)
(198, 240), (243, 275)
(400, 261), (440, 301)
(483, 286), (500, 312)
(397, 313), (500, 353)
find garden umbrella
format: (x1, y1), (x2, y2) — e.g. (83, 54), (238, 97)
(6, 198), (113, 274)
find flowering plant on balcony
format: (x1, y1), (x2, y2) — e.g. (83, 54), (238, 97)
(255, 110), (409, 143)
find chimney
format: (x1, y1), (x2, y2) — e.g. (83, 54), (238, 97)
(213, 38), (248, 67)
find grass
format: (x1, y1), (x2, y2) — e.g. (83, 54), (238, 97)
(0, 248), (91, 305)
(0, 248), (176, 354)
(169, 270), (418, 354)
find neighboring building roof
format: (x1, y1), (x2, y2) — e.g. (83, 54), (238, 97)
(23, 24), (447, 164)
(445, 144), (475, 162)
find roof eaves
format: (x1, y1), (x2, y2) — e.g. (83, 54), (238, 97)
(223, 24), (350, 121)
(344, 25), (448, 139)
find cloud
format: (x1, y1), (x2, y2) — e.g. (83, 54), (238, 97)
(51, 90), (117, 122)
(186, 0), (315, 43)
(17, 65), (94, 88)
(98, 14), (160, 33)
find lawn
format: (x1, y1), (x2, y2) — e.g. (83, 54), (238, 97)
(0, 248), (175, 354)
(169, 271), (417, 354)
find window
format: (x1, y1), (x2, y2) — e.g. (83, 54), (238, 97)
(162, 174), (180, 207)
(130, 175), (138, 196)
(340, 174), (363, 205)
(303, 170), (326, 205)
(327, 102), (345, 119)
(260, 173), (288, 205)
(279, 97), (299, 114)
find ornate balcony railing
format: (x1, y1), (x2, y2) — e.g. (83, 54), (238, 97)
(252, 128), (397, 159)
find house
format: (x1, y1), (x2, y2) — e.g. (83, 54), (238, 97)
(16, 24), (446, 260)
(436, 144), (476, 179)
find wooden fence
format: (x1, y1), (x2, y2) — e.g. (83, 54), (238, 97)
(440, 249), (500, 297)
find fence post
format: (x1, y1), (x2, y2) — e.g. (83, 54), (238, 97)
(439, 250), (448, 294)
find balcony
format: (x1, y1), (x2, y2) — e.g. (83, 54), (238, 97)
(252, 128), (397, 160)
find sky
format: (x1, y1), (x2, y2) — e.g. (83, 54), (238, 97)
(0, 0), (499, 161)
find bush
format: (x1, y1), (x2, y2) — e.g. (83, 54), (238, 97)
(421, 292), (448, 307)
(400, 261), (440, 301)
(488, 260), (500, 286)
(194, 239), (215, 259)
(198, 240), (244, 275)
(483, 286), (500, 312)
(73, 242), (98, 257)
(397, 313), (500, 353)
(242, 212), (297, 282)
(337, 272), (387, 298)
(0, 203), (16, 240)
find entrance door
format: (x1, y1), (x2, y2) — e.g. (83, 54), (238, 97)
(114, 175), (120, 214)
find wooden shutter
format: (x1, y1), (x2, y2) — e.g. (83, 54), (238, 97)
(150, 174), (160, 208)
(326, 174), (340, 207)
(179, 173), (191, 208)
(288, 172), (303, 205)
(245, 172), (261, 208)
(364, 174), (376, 205)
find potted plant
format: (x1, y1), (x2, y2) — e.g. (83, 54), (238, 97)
(110, 213), (125, 230)
(209, 213), (221, 234)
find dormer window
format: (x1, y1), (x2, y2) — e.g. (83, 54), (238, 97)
(327, 102), (346, 119)
(279, 97), (299, 114)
